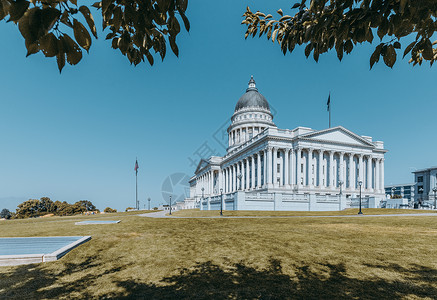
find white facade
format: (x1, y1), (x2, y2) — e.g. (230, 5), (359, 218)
(185, 77), (387, 211)
(413, 167), (437, 204)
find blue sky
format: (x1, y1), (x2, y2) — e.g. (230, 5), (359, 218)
(0, 0), (435, 211)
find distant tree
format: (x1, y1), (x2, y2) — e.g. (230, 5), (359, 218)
(15, 199), (41, 218)
(392, 194), (403, 199)
(242, 1), (437, 68)
(38, 197), (56, 214)
(104, 207), (117, 213)
(74, 200), (96, 212)
(0, 208), (12, 219)
(153, 207), (158, 210)
(55, 201), (75, 216)
(0, 0), (190, 72)
(125, 207), (135, 212)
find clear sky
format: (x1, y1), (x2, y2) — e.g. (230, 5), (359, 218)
(0, 1), (435, 211)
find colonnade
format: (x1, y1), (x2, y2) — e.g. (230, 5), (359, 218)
(228, 126), (267, 147)
(197, 146), (385, 196)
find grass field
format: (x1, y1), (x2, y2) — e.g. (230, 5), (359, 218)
(1, 209), (437, 299)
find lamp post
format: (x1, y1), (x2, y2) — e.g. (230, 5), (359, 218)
(169, 195), (172, 215)
(338, 180), (344, 195)
(148, 197), (151, 210)
(201, 187), (205, 210)
(220, 188), (223, 216)
(358, 180), (363, 215)
(433, 187), (437, 209)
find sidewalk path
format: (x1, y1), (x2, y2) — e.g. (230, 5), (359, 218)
(138, 211), (437, 219)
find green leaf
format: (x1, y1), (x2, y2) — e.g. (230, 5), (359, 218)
(383, 45), (396, 68)
(403, 41), (415, 58)
(169, 35), (179, 57)
(63, 34), (82, 65)
(8, 0), (29, 22)
(370, 44), (382, 69)
(79, 6), (97, 39)
(73, 18), (92, 52)
(40, 33), (58, 57)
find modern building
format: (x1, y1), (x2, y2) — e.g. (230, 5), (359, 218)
(413, 167), (437, 204)
(384, 184), (415, 201)
(184, 77), (387, 211)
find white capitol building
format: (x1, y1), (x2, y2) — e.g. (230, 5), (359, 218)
(183, 77), (387, 211)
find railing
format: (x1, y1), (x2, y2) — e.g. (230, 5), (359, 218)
(245, 193), (274, 201)
(282, 194), (309, 202)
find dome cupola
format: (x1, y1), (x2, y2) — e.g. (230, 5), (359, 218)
(227, 76), (276, 151)
(234, 76), (270, 112)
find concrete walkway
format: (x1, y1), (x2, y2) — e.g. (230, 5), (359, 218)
(138, 211), (437, 219)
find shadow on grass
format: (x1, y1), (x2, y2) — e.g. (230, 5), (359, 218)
(112, 259), (437, 300)
(1, 259), (437, 299)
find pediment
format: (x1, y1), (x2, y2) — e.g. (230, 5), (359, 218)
(301, 126), (375, 147)
(195, 159), (210, 174)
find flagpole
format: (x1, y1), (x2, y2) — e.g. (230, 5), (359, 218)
(136, 170), (138, 210)
(135, 158), (138, 210)
(327, 92), (331, 128)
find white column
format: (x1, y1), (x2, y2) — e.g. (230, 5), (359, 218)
(272, 147), (277, 187)
(318, 150), (323, 188)
(367, 155), (372, 190)
(339, 152), (344, 185)
(297, 148), (302, 187)
(290, 149), (295, 187)
(279, 150), (283, 186)
(257, 153), (262, 188)
(328, 151), (334, 189)
(241, 160), (245, 190)
(284, 148), (290, 187)
(263, 150), (267, 186)
(210, 171), (214, 195)
(380, 158), (385, 193)
(267, 147), (273, 186)
(348, 154), (354, 190)
(251, 155), (255, 189)
(233, 164), (237, 192)
(246, 158), (250, 190)
(358, 154), (363, 185)
(308, 148), (314, 188)
(227, 168), (230, 193)
(375, 158), (380, 192)
(236, 163), (240, 190)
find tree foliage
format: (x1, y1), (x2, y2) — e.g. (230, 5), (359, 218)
(0, 0), (189, 72)
(242, 1), (437, 68)
(0, 208), (12, 219)
(14, 197), (98, 218)
(104, 207), (117, 213)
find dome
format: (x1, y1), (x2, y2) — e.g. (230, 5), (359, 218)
(235, 76), (270, 112)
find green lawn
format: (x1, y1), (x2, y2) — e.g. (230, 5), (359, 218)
(1, 210), (437, 299)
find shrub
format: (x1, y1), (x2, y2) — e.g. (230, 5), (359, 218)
(104, 207), (117, 213)
(0, 208), (11, 219)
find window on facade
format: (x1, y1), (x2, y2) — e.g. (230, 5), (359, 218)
(312, 165), (314, 174)
(418, 186), (424, 194)
(277, 152), (280, 158)
(312, 178), (314, 185)
(323, 166), (325, 174)
(301, 164), (304, 172)
(301, 177), (304, 184)
(277, 164), (281, 172)
(418, 176), (423, 183)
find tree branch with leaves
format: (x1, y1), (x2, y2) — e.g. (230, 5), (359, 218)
(242, 0), (437, 68)
(0, 0), (189, 72)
